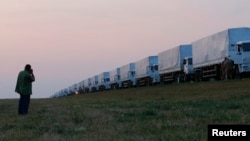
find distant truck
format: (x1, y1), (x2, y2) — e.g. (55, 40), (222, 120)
(98, 72), (111, 90)
(68, 83), (78, 95)
(120, 63), (136, 88)
(77, 80), (84, 94)
(135, 56), (160, 86)
(109, 68), (121, 89)
(90, 75), (99, 92)
(158, 44), (193, 83)
(83, 78), (92, 93)
(192, 27), (250, 80)
(62, 88), (69, 97)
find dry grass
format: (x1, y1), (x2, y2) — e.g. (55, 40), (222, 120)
(0, 79), (250, 141)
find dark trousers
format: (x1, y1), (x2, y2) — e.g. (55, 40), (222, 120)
(18, 94), (30, 115)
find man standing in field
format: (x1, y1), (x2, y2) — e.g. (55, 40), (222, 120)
(15, 64), (35, 115)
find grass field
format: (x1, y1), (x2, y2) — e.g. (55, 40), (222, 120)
(0, 79), (250, 141)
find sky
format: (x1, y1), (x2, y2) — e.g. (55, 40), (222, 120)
(1, 0), (250, 99)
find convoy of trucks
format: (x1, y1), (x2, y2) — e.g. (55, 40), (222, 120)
(52, 27), (250, 98)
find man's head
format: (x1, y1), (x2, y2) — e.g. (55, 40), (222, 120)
(25, 64), (32, 71)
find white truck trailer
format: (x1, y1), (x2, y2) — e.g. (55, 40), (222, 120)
(192, 27), (250, 80)
(158, 44), (193, 83)
(120, 63), (136, 88)
(109, 68), (121, 89)
(135, 56), (160, 86)
(98, 72), (111, 90)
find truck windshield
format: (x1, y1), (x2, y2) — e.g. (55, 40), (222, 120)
(242, 43), (250, 52)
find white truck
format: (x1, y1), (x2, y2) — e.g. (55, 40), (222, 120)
(83, 78), (92, 93)
(90, 75), (99, 92)
(192, 27), (250, 80)
(120, 63), (136, 88)
(135, 56), (160, 86)
(109, 68), (121, 89)
(98, 72), (111, 90)
(158, 44), (193, 83)
(68, 83), (78, 95)
(77, 80), (86, 94)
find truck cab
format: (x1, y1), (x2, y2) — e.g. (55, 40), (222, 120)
(234, 41), (250, 73)
(184, 56), (194, 75)
(114, 74), (120, 82)
(128, 70), (136, 85)
(90, 75), (99, 92)
(114, 74), (121, 88)
(101, 72), (111, 90)
(147, 64), (160, 83)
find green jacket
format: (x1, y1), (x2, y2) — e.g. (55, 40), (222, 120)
(15, 70), (35, 95)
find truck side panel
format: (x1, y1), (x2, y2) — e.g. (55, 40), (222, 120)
(159, 45), (192, 75)
(109, 68), (117, 84)
(192, 30), (229, 68)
